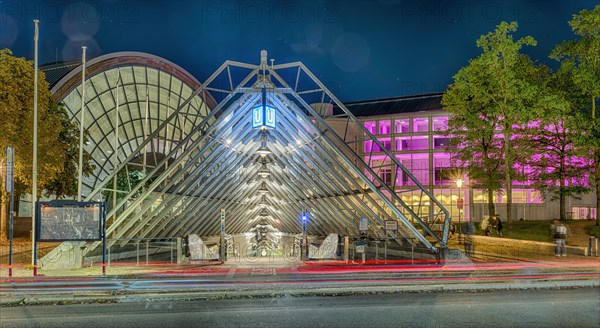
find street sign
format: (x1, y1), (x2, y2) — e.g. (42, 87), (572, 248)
(384, 220), (398, 231)
(252, 105), (276, 129)
(355, 242), (366, 253)
(457, 198), (464, 210)
(220, 209), (225, 234)
(359, 217), (368, 232)
(5, 146), (14, 193)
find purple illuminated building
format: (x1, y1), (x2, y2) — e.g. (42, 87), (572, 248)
(334, 93), (597, 223)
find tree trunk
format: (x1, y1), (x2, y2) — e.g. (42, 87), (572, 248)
(594, 156), (600, 226)
(504, 130), (513, 225)
(593, 97), (598, 226)
(592, 96), (596, 121)
(487, 188), (495, 220)
(559, 194), (566, 222)
(560, 156), (566, 221)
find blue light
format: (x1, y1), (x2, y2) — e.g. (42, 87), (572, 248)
(302, 213), (307, 222)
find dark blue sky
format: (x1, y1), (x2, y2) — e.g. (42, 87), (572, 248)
(1, 0), (597, 102)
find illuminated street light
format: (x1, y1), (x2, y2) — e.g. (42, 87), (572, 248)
(456, 178), (464, 239)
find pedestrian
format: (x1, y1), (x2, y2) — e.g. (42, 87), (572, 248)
(551, 219), (568, 257)
(464, 222), (475, 257)
(481, 216), (490, 236)
(449, 223), (456, 237)
(496, 217), (503, 237)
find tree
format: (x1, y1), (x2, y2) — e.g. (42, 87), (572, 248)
(0, 49), (60, 239)
(512, 69), (590, 220)
(43, 102), (96, 199)
(551, 5), (600, 225)
(0, 49), (93, 239)
(443, 21), (547, 225)
(442, 57), (505, 217)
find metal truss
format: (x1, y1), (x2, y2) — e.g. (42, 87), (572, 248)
(44, 52), (450, 263)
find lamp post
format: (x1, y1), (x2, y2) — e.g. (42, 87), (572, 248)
(456, 179), (464, 239)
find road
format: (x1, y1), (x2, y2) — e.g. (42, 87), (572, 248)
(1, 288), (598, 328)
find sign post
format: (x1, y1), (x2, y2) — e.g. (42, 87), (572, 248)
(6, 147), (15, 277)
(302, 212), (308, 260)
(101, 202), (107, 276)
(220, 209), (226, 261)
(457, 198), (464, 238)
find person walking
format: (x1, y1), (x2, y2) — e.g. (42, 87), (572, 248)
(464, 222), (475, 258)
(551, 219), (568, 256)
(496, 217), (503, 237)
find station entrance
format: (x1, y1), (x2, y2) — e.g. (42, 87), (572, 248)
(41, 51), (453, 268)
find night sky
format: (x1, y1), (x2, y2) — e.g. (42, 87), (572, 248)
(1, 0), (598, 102)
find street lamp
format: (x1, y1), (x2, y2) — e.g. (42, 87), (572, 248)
(456, 179), (464, 239)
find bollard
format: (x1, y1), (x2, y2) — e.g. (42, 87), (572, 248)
(588, 237), (598, 257)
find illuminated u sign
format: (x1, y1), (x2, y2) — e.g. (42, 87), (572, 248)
(252, 105), (276, 129)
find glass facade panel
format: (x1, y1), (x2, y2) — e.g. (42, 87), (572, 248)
(433, 136), (450, 149)
(396, 136), (428, 151)
(413, 117), (429, 132)
(379, 120), (391, 134)
(379, 138), (391, 151)
(395, 154), (429, 186)
(529, 190), (543, 203)
(432, 116), (448, 131)
(394, 119), (409, 133)
(364, 121), (376, 134)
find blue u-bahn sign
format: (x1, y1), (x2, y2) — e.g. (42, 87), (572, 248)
(252, 105), (276, 129)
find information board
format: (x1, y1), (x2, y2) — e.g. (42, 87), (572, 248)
(384, 220), (398, 231)
(36, 202), (104, 241)
(359, 217), (368, 232)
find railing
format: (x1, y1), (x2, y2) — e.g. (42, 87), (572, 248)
(0, 241), (58, 264)
(84, 237), (179, 266)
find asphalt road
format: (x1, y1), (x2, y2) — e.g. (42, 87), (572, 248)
(1, 288), (598, 328)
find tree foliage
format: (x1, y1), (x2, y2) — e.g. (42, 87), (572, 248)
(443, 21), (547, 223)
(43, 102), (96, 199)
(551, 5), (600, 225)
(0, 49), (95, 239)
(0, 49), (64, 195)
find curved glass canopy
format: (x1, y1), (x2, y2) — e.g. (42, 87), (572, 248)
(51, 52), (213, 197)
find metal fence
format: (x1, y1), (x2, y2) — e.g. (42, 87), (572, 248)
(84, 238), (179, 266)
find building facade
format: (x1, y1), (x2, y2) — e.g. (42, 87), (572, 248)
(343, 93), (597, 223)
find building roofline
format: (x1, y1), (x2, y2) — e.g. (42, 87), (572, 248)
(49, 51), (207, 104)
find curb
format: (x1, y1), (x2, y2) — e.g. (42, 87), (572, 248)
(2, 279), (598, 306)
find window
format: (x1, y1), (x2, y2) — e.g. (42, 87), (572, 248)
(432, 116), (448, 131)
(413, 117), (429, 132)
(433, 137), (450, 149)
(397, 136), (428, 150)
(394, 119), (409, 133)
(379, 120), (391, 134)
(379, 168), (392, 187)
(379, 138), (391, 151)
(364, 121), (376, 134)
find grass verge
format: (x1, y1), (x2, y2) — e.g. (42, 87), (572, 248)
(586, 224), (600, 239)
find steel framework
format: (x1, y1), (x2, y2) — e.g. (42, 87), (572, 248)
(44, 51), (451, 263)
